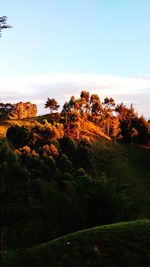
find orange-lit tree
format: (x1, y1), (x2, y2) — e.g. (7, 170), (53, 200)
(103, 97), (116, 136)
(45, 98), (60, 114)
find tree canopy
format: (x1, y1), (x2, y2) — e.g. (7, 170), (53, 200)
(45, 98), (60, 114)
(0, 16), (11, 36)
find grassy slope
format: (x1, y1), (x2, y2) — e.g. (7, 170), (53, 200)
(0, 115), (111, 142)
(67, 119), (111, 142)
(92, 141), (150, 218)
(5, 220), (150, 267)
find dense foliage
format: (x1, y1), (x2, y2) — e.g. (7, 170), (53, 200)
(2, 123), (134, 249)
(0, 102), (37, 120)
(60, 91), (150, 144)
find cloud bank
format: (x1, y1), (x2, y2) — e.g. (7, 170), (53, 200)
(0, 74), (149, 117)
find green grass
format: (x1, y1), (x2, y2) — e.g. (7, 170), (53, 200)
(92, 141), (150, 218)
(5, 219), (150, 267)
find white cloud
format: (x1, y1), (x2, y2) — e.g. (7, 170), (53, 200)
(0, 73), (149, 117)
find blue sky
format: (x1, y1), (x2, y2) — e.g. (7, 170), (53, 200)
(0, 0), (150, 117)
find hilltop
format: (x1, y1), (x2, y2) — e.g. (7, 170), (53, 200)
(0, 90), (150, 144)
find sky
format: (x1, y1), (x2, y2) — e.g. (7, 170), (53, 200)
(0, 0), (150, 117)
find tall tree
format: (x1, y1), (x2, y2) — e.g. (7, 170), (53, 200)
(45, 98), (60, 114)
(115, 102), (127, 121)
(0, 103), (15, 120)
(116, 104), (138, 143)
(103, 97), (116, 136)
(110, 116), (121, 142)
(0, 16), (11, 36)
(132, 115), (150, 143)
(90, 94), (102, 116)
(80, 91), (90, 102)
(103, 97), (115, 112)
(80, 91), (90, 114)
(69, 96), (76, 111)
(62, 102), (71, 124)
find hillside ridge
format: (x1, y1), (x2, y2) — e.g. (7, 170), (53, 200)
(6, 219), (150, 267)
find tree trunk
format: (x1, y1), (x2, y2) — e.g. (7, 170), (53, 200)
(0, 226), (5, 267)
(65, 113), (68, 124)
(107, 121), (110, 136)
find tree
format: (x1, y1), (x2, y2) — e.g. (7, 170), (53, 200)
(0, 141), (30, 264)
(116, 104), (138, 143)
(90, 94), (101, 106)
(91, 101), (102, 116)
(110, 116), (121, 142)
(115, 102), (127, 121)
(69, 96), (76, 111)
(80, 91), (90, 115)
(62, 102), (71, 124)
(6, 125), (30, 149)
(132, 115), (150, 144)
(103, 97), (115, 111)
(90, 94), (102, 118)
(80, 91), (90, 102)
(10, 102), (37, 119)
(0, 103), (15, 120)
(0, 16), (11, 36)
(45, 98), (60, 114)
(103, 97), (116, 136)
(130, 127), (139, 144)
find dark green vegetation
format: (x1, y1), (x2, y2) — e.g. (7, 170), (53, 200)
(5, 220), (150, 267)
(0, 91), (150, 266)
(1, 134), (150, 265)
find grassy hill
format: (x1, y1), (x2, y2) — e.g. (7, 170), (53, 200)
(91, 141), (150, 218)
(5, 219), (150, 267)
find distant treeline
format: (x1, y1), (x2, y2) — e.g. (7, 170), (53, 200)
(1, 90), (150, 144)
